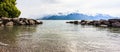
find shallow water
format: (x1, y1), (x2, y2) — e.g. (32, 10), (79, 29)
(0, 20), (120, 52)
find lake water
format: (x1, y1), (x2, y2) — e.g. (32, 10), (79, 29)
(0, 20), (120, 52)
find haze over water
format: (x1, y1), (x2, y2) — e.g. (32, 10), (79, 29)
(0, 20), (120, 52)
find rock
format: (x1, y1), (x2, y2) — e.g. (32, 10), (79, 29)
(66, 21), (74, 23)
(87, 21), (94, 25)
(18, 21), (26, 25)
(81, 22), (86, 25)
(80, 20), (86, 23)
(33, 20), (43, 24)
(0, 17), (43, 26)
(73, 21), (79, 24)
(111, 22), (120, 28)
(12, 18), (19, 22)
(19, 18), (26, 21)
(108, 19), (120, 23)
(1, 17), (11, 25)
(0, 18), (2, 21)
(28, 19), (35, 25)
(23, 20), (29, 25)
(0, 23), (4, 27)
(5, 21), (14, 26)
(36, 21), (43, 24)
(93, 21), (101, 26)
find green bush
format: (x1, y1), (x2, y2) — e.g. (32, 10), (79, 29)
(0, 0), (21, 18)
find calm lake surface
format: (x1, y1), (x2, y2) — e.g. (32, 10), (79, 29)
(0, 20), (120, 52)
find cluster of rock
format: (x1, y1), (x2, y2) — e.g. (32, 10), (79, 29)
(66, 19), (120, 28)
(0, 17), (43, 27)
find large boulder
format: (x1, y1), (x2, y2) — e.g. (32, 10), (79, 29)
(1, 17), (12, 25)
(5, 21), (14, 26)
(111, 22), (120, 28)
(18, 21), (26, 25)
(80, 20), (86, 22)
(12, 18), (20, 25)
(93, 21), (101, 26)
(19, 18), (26, 21)
(66, 21), (74, 23)
(73, 21), (79, 24)
(28, 19), (36, 25)
(0, 23), (4, 27)
(23, 20), (29, 25)
(87, 21), (94, 25)
(80, 22), (86, 25)
(34, 20), (43, 24)
(99, 20), (110, 25)
(108, 19), (120, 23)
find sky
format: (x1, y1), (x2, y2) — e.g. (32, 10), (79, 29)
(16, 0), (120, 18)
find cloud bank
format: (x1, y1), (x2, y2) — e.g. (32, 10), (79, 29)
(16, 0), (120, 18)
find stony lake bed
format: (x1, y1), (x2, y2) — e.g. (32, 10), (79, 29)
(0, 20), (120, 52)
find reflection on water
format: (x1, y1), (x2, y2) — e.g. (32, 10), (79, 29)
(0, 20), (120, 52)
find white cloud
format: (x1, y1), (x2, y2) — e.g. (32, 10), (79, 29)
(16, 0), (120, 18)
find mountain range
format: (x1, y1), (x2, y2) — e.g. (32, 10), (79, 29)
(40, 13), (115, 20)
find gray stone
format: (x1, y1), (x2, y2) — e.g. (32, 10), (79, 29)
(5, 21), (14, 26)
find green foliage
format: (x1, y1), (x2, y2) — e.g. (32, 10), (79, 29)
(0, 0), (21, 18)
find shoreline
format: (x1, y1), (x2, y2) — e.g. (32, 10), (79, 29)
(66, 19), (120, 28)
(0, 17), (43, 27)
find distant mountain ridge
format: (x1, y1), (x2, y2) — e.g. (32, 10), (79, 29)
(40, 13), (115, 20)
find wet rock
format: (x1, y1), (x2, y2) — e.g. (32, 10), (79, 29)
(73, 21), (79, 24)
(23, 20), (29, 25)
(0, 23), (4, 27)
(80, 22), (86, 25)
(28, 19), (36, 25)
(36, 21), (43, 24)
(66, 21), (79, 24)
(1, 17), (11, 25)
(33, 20), (43, 24)
(5, 21), (14, 26)
(80, 20), (86, 23)
(0, 18), (2, 21)
(111, 22), (120, 28)
(66, 21), (74, 23)
(93, 21), (101, 26)
(18, 21), (26, 25)
(0, 17), (43, 26)
(19, 18), (26, 21)
(12, 18), (20, 25)
(87, 21), (94, 25)
(108, 19), (120, 23)
(66, 19), (120, 28)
